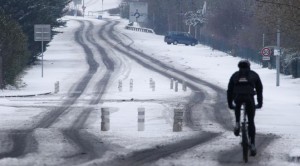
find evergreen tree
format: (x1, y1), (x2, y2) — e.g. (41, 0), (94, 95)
(0, 0), (71, 63)
(0, 0), (71, 87)
(0, 12), (29, 87)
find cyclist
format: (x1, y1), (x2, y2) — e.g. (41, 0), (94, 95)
(227, 60), (263, 156)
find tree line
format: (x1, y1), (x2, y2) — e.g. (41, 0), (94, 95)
(0, 0), (70, 88)
(120, 0), (300, 77)
(1, 0), (299, 89)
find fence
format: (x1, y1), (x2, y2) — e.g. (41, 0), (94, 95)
(125, 26), (155, 34)
(198, 34), (300, 78)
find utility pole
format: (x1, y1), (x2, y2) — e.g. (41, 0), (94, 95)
(262, 33), (265, 47)
(0, 52), (3, 89)
(82, 0), (85, 17)
(176, 0), (182, 31)
(276, 24), (280, 86)
(0, 44), (3, 89)
(102, 0), (104, 13)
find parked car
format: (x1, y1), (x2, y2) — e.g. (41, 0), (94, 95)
(97, 15), (103, 19)
(164, 31), (198, 46)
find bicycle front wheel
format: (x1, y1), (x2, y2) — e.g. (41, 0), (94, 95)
(242, 124), (249, 163)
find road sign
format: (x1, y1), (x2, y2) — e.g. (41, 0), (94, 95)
(262, 56), (270, 61)
(274, 48), (280, 56)
(34, 24), (51, 78)
(129, 2), (148, 23)
(261, 47), (271, 56)
(34, 24), (51, 41)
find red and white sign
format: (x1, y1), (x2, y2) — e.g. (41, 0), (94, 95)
(261, 47), (271, 61)
(261, 47), (271, 56)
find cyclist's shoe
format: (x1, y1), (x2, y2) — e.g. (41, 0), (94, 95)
(250, 144), (257, 156)
(233, 122), (240, 136)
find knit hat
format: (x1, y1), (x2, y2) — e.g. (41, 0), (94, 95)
(238, 60), (250, 69)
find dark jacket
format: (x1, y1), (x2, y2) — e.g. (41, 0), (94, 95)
(227, 67), (263, 108)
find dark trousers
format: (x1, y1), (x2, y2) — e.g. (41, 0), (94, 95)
(234, 95), (256, 144)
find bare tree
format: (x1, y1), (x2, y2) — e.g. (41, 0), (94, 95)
(255, 0), (300, 50)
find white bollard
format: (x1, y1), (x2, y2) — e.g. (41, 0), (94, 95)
(170, 78), (174, 89)
(173, 109), (184, 132)
(118, 80), (122, 92)
(149, 78), (153, 88)
(182, 80), (187, 91)
(130, 79), (133, 92)
(138, 107), (145, 131)
(54, 81), (59, 94)
(101, 108), (110, 131)
(152, 81), (155, 91)
(175, 80), (178, 92)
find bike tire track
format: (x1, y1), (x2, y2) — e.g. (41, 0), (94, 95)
(99, 132), (220, 166)
(218, 134), (277, 165)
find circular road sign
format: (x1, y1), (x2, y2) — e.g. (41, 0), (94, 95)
(261, 47), (271, 56)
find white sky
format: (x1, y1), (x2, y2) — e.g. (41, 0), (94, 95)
(0, 0), (300, 165)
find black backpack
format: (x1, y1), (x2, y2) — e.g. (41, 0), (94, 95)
(233, 71), (255, 95)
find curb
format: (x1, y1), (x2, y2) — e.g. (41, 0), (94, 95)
(0, 92), (52, 98)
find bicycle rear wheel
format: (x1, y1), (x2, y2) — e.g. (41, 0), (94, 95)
(242, 123), (249, 163)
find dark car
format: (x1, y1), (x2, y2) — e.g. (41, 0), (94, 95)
(164, 31), (198, 46)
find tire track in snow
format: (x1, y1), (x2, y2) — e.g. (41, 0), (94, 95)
(0, 20), (99, 160)
(82, 20), (223, 165)
(104, 132), (220, 166)
(61, 19), (115, 162)
(94, 20), (277, 165)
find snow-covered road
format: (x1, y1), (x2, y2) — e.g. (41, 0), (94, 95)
(0, 0), (300, 165)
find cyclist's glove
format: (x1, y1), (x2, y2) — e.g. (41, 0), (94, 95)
(255, 104), (262, 109)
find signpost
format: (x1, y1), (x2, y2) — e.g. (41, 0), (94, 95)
(34, 24), (51, 77)
(82, 5), (86, 17)
(102, 0), (104, 13)
(73, 0), (82, 16)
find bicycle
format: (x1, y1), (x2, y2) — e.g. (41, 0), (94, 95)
(240, 103), (250, 163)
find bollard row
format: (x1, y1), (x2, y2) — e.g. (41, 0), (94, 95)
(116, 78), (187, 92)
(117, 78), (157, 92)
(170, 78), (187, 92)
(100, 107), (184, 132)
